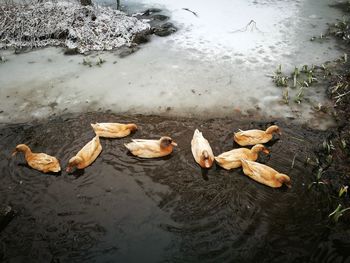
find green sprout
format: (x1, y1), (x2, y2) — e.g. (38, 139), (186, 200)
(329, 204), (350, 223)
(96, 57), (106, 66)
(82, 58), (93, 67)
(294, 87), (304, 104)
(276, 64), (282, 74)
(306, 69), (317, 84)
(0, 55), (8, 63)
(282, 88), (289, 104)
(308, 167), (326, 189)
(341, 138), (347, 149)
(339, 186), (348, 198)
(301, 65), (308, 73)
(293, 67), (300, 88)
(322, 139), (334, 154)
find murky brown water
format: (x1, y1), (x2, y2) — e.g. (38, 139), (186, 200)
(0, 112), (349, 262)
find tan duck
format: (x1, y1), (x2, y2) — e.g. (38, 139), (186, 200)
(234, 125), (281, 146)
(91, 122), (137, 138)
(191, 129), (214, 168)
(240, 159), (291, 188)
(124, 136), (177, 158)
(66, 135), (102, 172)
(215, 144), (269, 170)
(12, 144), (61, 173)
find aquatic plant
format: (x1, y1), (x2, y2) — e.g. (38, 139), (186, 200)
(293, 67), (299, 88)
(341, 138), (347, 149)
(0, 55), (8, 63)
(82, 57), (106, 67)
(339, 185), (348, 197)
(271, 63), (325, 106)
(282, 88), (289, 104)
(272, 65), (289, 87)
(329, 16), (350, 42)
(294, 87), (304, 104)
(82, 58), (93, 67)
(329, 204), (350, 223)
(322, 139), (335, 154)
(96, 57), (106, 66)
(308, 167), (326, 189)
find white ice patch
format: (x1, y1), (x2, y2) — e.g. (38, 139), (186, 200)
(0, 0), (345, 130)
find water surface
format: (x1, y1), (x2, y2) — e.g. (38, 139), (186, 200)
(0, 112), (349, 262)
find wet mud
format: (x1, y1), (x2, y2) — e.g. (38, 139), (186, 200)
(0, 112), (349, 262)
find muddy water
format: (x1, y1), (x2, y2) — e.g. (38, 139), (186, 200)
(0, 112), (349, 262)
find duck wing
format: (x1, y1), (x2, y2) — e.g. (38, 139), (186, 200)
(28, 153), (61, 172)
(216, 148), (249, 161)
(125, 139), (162, 158)
(235, 130), (267, 145)
(91, 123), (131, 138)
(241, 160), (280, 187)
(77, 136), (102, 161)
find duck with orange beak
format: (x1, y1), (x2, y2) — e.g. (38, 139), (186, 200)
(234, 125), (281, 146)
(215, 144), (269, 170)
(191, 129), (214, 169)
(124, 136), (177, 158)
(66, 135), (102, 173)
(12, 144), (61, 173)
(240, 159), (291, 188)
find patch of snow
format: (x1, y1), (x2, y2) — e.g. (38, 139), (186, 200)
(0, 0), (149, 53)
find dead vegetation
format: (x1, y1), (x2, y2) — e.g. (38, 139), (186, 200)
(0, 0), (149, 53)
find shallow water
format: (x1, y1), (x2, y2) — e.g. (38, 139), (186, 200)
(0, 112), (349, 262)
(0, 0), (345, 129)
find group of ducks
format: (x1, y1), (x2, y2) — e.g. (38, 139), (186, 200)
(12, 123), (291, 188)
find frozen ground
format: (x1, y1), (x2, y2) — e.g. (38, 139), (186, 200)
(0, 0), (344, 128)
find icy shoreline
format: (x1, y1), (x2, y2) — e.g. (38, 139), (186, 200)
(0, 1), (149, 53)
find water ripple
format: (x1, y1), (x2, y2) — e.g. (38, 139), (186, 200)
(0, 112), (346, 262)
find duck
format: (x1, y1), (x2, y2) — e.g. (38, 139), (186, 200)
(215, 144), (269, 170)
(12, 144), (61, 173)
(233, 125), (281, 146)
(124, 136), (177, 158)
(66, 135), (102, 172)
(191, 129), (214, 168)
(240, 159), (291, 188)
(91, 122), (137, 138)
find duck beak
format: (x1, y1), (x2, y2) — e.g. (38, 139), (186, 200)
(11, 150), (17, 157)
(66, 166), (72, 173)
(263, 148), (270, 154)
(171, 141), (178, 146)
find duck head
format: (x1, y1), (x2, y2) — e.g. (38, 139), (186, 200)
(126, 123), (138, 133)
(251, 144), (269, 154)
(12, 144), (31, 156)
(277, 173), (291, 188)
(160, 137), (177, 148)
(266, 125), (281, 135)
(66, 156), (83, 173)
(201, 150), (212, 168)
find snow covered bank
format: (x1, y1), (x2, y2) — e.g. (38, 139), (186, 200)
(0, 0), (149, 53)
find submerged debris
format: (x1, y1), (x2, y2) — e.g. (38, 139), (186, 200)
(0, 0), (150, 53)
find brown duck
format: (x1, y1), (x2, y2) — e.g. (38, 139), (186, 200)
(12, 144), (61, 173)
